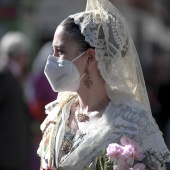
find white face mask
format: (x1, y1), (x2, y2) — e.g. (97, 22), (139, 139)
(44, 51), (86, 92)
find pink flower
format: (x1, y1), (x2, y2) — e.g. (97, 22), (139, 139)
(107, 137), (146, 170)
(121, 136), (144, 161)
(123, 145), (135, 166)
(133, 145), (144, 161)
(123, 145), (135, 156)
(133, 163), (146, 170)
(107, 143), (124, 162)
(120, 136), (134, 146)
(116, 164), (130, 170)
(121, 136), (140, 146)
(117, 155), (128, 165)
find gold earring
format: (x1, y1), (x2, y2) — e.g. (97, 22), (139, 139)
(84, 68), (93, 90)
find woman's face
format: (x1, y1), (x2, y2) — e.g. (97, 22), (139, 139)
(52, 25), (87, 75)
(52, 25), (81, 61)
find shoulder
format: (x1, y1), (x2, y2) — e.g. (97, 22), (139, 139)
(44, 99), (59, 114)
(44, 92), (77, 114)
(108, 91), (148, 118)
(106, 99), (153, 137)
(111, 98), (162, 140)
(40, 92), (77, 131)
(113, 100), (170, 155)
(115, 98), (152, 124)
(111, 98), (149, 124)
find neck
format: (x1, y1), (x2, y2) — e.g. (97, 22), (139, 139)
(76, 73), (110, 113)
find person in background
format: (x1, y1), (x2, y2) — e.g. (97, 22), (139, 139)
(23, 41), (57, 170)
(0, 31), (32, 170)
(25, 41), (57, 122)
(145, 43), (169, 139)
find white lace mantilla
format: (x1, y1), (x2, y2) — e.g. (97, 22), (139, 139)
(69, 0), (151, 115)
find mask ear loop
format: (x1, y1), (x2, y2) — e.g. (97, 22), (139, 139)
(70, 51), (87, 87)
(71, 51), (86, 63)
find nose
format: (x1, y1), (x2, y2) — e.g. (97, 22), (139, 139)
(53, 53), (59, 58)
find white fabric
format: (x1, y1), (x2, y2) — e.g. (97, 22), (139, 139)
(44, 51), (85, 92)
(38, 94), (170, 169)
(70, 0), (151, 114)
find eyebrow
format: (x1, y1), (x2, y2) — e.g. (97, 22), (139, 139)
(53, 44), (66, 49)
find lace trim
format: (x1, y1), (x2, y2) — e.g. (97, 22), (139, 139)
(69, 8), (151, 116)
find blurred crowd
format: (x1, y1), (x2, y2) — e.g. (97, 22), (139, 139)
(0, 0), (170, 169)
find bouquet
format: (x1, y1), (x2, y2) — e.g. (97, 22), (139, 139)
(107, 136), (146, 170)
(86, 136), (169, 170)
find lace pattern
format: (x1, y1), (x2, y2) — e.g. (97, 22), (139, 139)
(69, 0), (151, 115)
(59, 130), (86, 164)
(58, 98), (170, 169)
(68, 4), (159, 158)
(37, 94), (170, 169)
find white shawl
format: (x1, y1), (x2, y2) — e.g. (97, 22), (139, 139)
(37, 93), (170, 170)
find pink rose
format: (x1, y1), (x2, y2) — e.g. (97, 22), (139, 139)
(121, 136), (140, 146)
(107, 143), (124, 162)
(133, 163), (146, 170)
(120, 136), (133, 146)
(134, 145), (144, 161)
(117, 155), (128, 165)
(116, 164), (130, 170)
(123, 145), (135, 166)
(107, 137), (145, 170)
(123, 145), (135, 156)
(121, 136), (144, 161)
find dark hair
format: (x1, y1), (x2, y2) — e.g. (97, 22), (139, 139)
(60, 17), (95, 52)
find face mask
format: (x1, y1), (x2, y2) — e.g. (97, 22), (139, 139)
(44, 51), (86, 92)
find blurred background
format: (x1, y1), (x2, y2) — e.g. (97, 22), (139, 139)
(0, 0), (170, 169)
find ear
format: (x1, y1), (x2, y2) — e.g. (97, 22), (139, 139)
(86, 48), (96, 69)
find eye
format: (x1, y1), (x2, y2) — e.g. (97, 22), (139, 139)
(56, 49), (65, 58)
(57, 49), (64, 55)
(53, 46), (65, 57)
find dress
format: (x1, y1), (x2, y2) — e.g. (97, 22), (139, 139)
(37, 93), (170, 170)
(37, 0), (170, 169)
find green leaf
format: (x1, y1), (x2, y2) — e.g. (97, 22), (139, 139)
(86, 165), (91, 170)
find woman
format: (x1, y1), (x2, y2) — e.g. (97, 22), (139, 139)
(37, 0), (170, 169)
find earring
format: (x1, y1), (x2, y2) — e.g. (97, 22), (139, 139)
(84, 68), (93, 90)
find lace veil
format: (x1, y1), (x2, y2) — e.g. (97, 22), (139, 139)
(68, 0), (151, 114)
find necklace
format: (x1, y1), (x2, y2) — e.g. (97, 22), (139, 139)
(77, 112), (90, 122)
(76, 98), (109, 122)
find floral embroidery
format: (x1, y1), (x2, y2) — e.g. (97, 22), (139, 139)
(60, 130), (75, 155)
